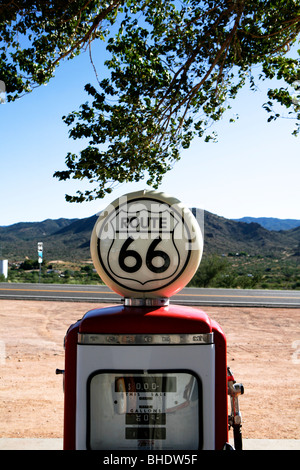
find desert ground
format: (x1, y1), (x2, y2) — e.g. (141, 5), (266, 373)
(0, 300), (299, 440)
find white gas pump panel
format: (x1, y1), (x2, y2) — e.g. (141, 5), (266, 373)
(75, 334), (215, 450)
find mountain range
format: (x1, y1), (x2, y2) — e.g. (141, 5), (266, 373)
(0, 211), (299, 262)
(233, 217), (300, 231)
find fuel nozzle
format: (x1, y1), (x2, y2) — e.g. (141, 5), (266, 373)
(232, 382), (244, 396)
(56, 368), (65, 392)
(227, 366), (244, 450)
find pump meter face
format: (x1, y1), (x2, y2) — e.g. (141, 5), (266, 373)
(87, 371), (202, 450)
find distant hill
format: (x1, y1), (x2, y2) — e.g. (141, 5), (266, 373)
(0, 211), (299, 262)
(0, 218), (78, 240)
(233, 216), (300, 231)
(204, 212), (300, 256)
(0, 217), (81, 260)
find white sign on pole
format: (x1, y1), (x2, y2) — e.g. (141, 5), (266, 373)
(37, 242), (43, 260)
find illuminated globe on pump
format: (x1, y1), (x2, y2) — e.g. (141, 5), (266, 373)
(90, 190), (203, 300)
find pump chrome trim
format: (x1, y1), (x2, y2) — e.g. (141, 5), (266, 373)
(78, 332), (214, 345)
(124, 298), (169, 307)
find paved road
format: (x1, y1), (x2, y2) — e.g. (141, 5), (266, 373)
(0, 282), (299, 307)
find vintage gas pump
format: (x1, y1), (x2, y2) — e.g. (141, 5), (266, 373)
(61, 189), (243, 450)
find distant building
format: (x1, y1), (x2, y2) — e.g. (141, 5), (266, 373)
(0, 260), (8, 278)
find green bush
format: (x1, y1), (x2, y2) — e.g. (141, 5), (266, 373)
(189, 255), (229, 288)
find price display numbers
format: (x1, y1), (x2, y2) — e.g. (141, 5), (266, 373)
(90, 190), (203, 299)
(117, 375), (172, 443)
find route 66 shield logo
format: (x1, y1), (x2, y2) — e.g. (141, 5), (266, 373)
(91, 190), (203, 299)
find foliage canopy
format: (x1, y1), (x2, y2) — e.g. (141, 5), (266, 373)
(1, 0), (300, 201)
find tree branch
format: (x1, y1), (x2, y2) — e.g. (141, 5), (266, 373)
(50, 0), (123, 68)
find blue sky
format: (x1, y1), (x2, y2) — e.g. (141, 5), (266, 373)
(1, 44), (300, 226)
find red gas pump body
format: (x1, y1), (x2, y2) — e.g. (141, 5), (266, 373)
(62, 190), (232, 450)
(63, 303), (228, 450)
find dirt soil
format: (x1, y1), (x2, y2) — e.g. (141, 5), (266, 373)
(0, 300), (299, 440)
